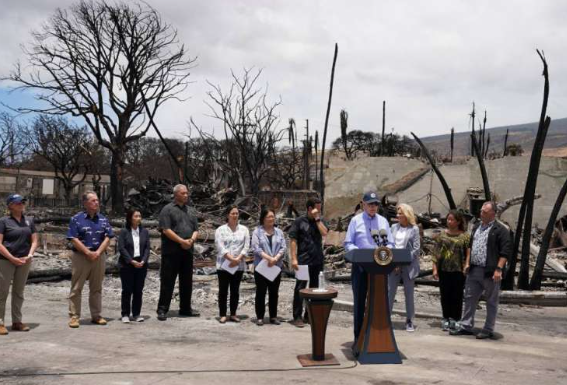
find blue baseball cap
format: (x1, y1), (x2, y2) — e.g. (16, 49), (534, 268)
(6, 194), (26, 205)
(362, 191), (380, 204)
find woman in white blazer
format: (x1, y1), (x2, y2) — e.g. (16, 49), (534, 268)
(388, 203), (421, 332)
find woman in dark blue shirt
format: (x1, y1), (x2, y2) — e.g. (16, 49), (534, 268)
(0, 194), (38, 335)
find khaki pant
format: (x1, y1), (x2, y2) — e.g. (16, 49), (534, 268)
(0, 258), (32, 326)
(68, 252), (106, 319)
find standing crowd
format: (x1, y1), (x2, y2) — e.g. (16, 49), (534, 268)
(0, 186), (509, 343)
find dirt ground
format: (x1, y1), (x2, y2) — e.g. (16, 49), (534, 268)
(1, 272), (566, 385)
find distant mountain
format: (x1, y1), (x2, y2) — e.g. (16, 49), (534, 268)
(420, 117), (567, 157)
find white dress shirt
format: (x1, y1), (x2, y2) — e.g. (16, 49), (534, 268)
(132, 227), (141, 257)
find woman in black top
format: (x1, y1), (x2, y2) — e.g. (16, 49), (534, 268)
(0, 194), (38, 335)
(118, 209), (150, 323)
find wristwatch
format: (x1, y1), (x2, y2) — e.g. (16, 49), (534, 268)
(495, 266), (502, 272)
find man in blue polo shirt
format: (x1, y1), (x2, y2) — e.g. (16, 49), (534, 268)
(67, 191), (114, 328)
(344, 191), (393, 343)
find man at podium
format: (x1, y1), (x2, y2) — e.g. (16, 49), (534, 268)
(344, 191), (393, 342)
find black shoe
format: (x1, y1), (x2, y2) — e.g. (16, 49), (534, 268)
(270, 318), (281, 325)
(476, 330), (494, 340)
(178, 309), (200, 317)
(157, 312), (167, 321)
(450, 327), (474, 336)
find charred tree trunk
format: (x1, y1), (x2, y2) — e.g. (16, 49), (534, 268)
(530, 176), (567, 289)
(517, 50), (551, 290)
(484, 133), (491, 159)
(503, 129), (509, 156)
(381, 100), (386, 156)
(319, 43), (338, 206)
(470, 102), (476, 156)
(411, 132), (457, 210)
(110, 151), (125, 214)
(481, 110), (487, 159)
(303, 119), (310, 189)
(450, 127), (454, 163)
(471, 132), (491, 201)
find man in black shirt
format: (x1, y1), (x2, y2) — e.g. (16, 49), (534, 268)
(157, 184), (200, 321)
(289, 197), (328, 327)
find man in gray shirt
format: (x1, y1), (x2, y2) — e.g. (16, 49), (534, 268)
(156, 184), (199, 321)
(451, 201), (510, 339)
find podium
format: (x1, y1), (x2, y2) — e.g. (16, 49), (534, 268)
(345, 247), (411, 364)
(297, 288), (339, 367)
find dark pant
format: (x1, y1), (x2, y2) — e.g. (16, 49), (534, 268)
(217, 270), (243, 317)
(293, 264), (322, 320)
(120, 264), (148, 317)
(254, 271), (282, 320)
(351, 265), (368, 340)
(438, 270), (466, 321)
(157, 252), (194, 314)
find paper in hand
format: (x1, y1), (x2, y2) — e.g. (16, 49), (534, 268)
(295, 265), (309, 281)
(256, 259), (281, 282)
(221, 258), (239, 275)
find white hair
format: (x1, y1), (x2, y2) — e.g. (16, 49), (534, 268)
(173, 184), (188, 194)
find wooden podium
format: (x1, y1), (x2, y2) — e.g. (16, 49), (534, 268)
(297, 288), (339, 367)
(345, 248), (411, 364)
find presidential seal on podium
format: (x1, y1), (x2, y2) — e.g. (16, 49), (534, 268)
(373, 246), (393, 266)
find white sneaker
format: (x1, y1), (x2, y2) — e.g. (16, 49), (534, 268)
(406, 320), (416, 332)
(134, 316), (144, 323)
(121, 316), (130, 324)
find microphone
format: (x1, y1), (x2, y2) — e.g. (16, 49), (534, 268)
(370, 229), (381, 245)
(379, 229), (389, 246)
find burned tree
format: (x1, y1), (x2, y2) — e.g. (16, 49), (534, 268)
(471, 132), (491, 201)
(411, 132), (457, 210)
(381, 101), (386, 156)
(6, 0), (194, 213)
(508, 50), (550, 290)
(503, 129), (510, 156)
(530, 176), (567, 290)
(27, 115), (93, 200)
(267, 148), (305, 189)
(320, 43), (339, 206)
(125, 137), (186, 186)
(203, 68), (284, 196)
(0, 113), (25, 166)
(340, 109), (352, 160)
(450, 127), (454, 162)
(470, 102), (476, 156)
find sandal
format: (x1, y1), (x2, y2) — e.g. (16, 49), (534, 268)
(256, 319), (264, 326)
(219, 316), (227, 324)
(229, 316), (240, 323)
